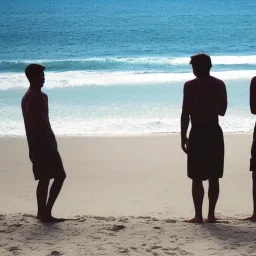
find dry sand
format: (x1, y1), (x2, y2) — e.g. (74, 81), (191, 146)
(0, 134), (255, 255)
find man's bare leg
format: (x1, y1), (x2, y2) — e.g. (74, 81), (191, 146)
(188, 179), (204, 223)
(41, 175), (66, 222)
(36, 178), (50, 219)
(244, 172), (256, 222)
(207, 178), (219, 223)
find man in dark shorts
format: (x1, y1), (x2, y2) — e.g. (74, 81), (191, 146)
(181, 53), (227, 223)
(21, 64), (66, 222)
(244, 76), (256, 222)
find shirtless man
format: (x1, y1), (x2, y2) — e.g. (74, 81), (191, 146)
(181, 53), (227, 223)
(21, 64), (66, 222)
(244, 77), (256, 222)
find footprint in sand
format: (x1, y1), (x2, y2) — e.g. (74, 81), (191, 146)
(77, 217), (86, 222)
(48, 251), (63, 256)
(119, 217), (129, 223)
(164, 219), (177, 224)
(94, 216), (116, 221)
(90, 235), (102, 240)
(178, 248), (193, 255)
(108, 224), (126, 232)
(118, 248), (129, 253)
(170, 235), (179, 242)
(151, 245), (162, 250)
(22, 213), (36, 219)
(10, 223), (22, 228)
(9, 246), (20, 252)
(137, 216), (152, 220)
(162, 248), (180, 255)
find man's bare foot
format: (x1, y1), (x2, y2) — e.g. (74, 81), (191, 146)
(205, 216), (217, 223)
(243, 216), (256, 222)
(184, 217), (204, 223)
(40, 215), (65, 223)
(37, 212), (65, 223)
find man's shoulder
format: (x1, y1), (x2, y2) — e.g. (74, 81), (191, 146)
(184, 78), (197, 86)
(41, 91), (47, 96)
(29, 90), (47, 98)
(22, 90), (32, 104)
(209, 76), (225, 85)
(186, 78), (198, 84)
(22, 90), (47, 104)
(251, 76), (256, 83)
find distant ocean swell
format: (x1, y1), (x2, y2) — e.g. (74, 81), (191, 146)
(1, 55), (256, 72)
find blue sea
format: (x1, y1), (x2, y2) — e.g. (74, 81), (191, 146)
(0, 0), (256, 135)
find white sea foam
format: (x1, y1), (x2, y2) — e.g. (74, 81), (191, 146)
(0, 100), (254, 135)
(109, 55), (256, 65)
(2, 55), (256, 67)
(0, 69), (255, 90)
(0, 115), (254, 136)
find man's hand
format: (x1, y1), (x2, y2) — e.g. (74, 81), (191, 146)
(181, 136), (189, 154)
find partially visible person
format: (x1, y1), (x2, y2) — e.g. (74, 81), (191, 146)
(244, 76), (256, 222)
(181, 53), (227, 223)
(21, 64), (66, 222)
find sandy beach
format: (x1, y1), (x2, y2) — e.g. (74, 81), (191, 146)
(0, 134), (256, 255)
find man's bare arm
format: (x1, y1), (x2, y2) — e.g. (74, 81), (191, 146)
(219, 81), (227, 116)
(250, 77), (256, 115)
(181, 83), (191, 154)
(181, 111), (189, 139)
(45, 96), (58, 149)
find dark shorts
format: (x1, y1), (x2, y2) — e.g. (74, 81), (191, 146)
(29, 149), (66, 181)
(187, 124), (224, 181)
(250, 123), (256, 172)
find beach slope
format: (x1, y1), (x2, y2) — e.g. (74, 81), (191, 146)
(0, 134), (254, 255)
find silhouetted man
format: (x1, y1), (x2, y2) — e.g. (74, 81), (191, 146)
(245, 77), (256, 222)
(181, 53), (227, 223)
(21, 64), (66, 222)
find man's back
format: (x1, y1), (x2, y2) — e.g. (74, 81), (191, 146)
(21, 89), (51, 151)
(184, 76), (227, 125)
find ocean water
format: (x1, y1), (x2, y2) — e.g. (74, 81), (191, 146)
(0, 0), (256, 135)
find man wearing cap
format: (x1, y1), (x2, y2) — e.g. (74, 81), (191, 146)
(21, 64), (66, 222)
(181, 53), (227, 223)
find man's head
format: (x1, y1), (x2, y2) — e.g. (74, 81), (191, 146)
(190, 53), (212, 77)
(25, 64), (45, 88)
